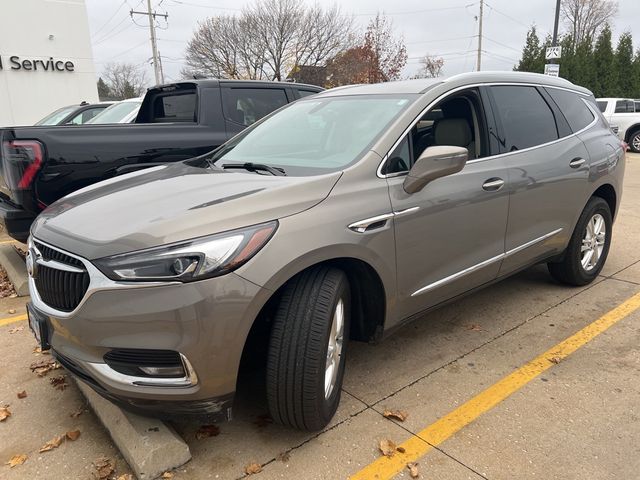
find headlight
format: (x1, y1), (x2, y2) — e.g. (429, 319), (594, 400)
(94, 221), (277, 282)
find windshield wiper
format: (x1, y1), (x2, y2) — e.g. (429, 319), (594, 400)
(221, 162), (286, 176)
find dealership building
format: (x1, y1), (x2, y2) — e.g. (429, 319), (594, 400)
(0, 0), (98, 127)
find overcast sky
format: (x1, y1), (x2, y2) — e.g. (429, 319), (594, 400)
(86, 0), (640, 84)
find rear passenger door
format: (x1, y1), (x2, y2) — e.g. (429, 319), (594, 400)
(488, 85), (591, 275)
(221, 86), (291, 138)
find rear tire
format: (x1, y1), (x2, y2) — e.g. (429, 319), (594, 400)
(548, 197), (612, 286)
(629, 130), (640, 153)
(266, 266), (350, 431)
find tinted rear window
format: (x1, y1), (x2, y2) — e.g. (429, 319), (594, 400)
(546, 88), (595, 133)
(152, 93), (196, 122)
(490, 86), (558, 151)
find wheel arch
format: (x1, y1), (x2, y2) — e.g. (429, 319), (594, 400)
(624, 123), (640, 142)
(591, 183), (617, 218)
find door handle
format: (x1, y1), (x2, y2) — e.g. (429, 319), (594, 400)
(482, 178), (504, 191)
(569, 157), (586, 168)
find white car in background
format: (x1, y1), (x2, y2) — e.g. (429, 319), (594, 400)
(86, 97), (143, 124)
(596, 98), (640, 152)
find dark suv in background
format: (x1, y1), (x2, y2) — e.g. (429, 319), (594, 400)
(0, 79), (322, 241)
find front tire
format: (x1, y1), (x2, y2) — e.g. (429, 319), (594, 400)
(629, 130), (640, 153)
(266, 266), (350, 431)
(548, 196), (612, 286)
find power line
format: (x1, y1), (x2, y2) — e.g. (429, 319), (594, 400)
(166, 0), (240, 11)
(131, 0), (169, 85)
(91, 1), (128, 38)
(484, 2), (529, 28)
(93, 20), (137, 46)
(483, 36), (522, 53)
(406, 35), (476, 46)
(351, 3), (477, 17)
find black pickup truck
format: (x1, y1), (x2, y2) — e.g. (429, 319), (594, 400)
(0, 79), (322, 241)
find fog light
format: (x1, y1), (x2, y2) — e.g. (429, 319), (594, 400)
(138, 365), (185, 377)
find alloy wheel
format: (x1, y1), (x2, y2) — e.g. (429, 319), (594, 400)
(581, 213), (606, 271)
(324, 298), (345, 399)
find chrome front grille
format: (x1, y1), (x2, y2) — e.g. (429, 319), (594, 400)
(32, 241), (90, 312)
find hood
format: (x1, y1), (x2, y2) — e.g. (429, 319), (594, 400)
(32, 162), (342, 259)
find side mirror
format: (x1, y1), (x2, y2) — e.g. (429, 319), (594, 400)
(403, 146), (468, 194)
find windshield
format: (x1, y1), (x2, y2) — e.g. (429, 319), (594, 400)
(207, 94), (417, 175)
(87, 100), (141, 124)
(35, 105), (77, 125)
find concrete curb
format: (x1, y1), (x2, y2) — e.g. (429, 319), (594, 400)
(0, 244), (28, 296)
(76, 380), (192, 479)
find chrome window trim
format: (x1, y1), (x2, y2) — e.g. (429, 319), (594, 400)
(410, 228), (563, 297)
(28, 237), (179, 319)
(377, 82), (599, 179)
(85, 353), (199, 388)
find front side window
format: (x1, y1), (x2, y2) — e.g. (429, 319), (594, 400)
(209, 94), (416, 175)
(546, 88), (595, 133)
(35, 106), (77, 125)
(614, 100), (634, 113)
(223, 88), (288, 126)
(68, 107), (105, 125)
(490, 86), (558, 151)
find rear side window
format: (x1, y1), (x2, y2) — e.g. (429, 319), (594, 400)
(490, 86), (558, 151)
(614, 100), (635, 113)
(297, 89), (318, 98)
(223, 88), (288, 126)
(151, 93), (196, 122)
(546, 88), (595, 133)
(596, 101), (608, 112)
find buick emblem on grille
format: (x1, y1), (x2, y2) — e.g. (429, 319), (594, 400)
(26, 248), (40, 279)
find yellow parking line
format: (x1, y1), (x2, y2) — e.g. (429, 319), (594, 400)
(0, 314), (28, 327)
(350, 290), (640, 480)
(0, 239), (17, 245)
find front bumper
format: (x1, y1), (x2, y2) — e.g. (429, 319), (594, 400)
(27, 239), (270, 418)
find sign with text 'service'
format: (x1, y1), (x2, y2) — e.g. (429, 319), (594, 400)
(0, 55), (75, 72)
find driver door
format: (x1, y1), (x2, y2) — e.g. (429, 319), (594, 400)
(386, 87), (510, 321)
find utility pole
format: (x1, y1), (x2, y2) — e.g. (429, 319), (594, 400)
(131, 0), (168, 85)
(476, 0), (484, 71)
(551, 0), (561, 51)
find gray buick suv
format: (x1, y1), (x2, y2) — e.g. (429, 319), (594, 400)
(26, 72), (625, 431)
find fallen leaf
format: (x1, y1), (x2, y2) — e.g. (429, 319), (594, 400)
(66, 430), (81, 441)
(244, 462), (262, 475)
(39, 434), (64, 452)
(276, 451), (290, 462)
(195, 424), (220, 440)
(50, 375), (68, 391)
(383, 409), (408, 422)
(92, 456), (115, 480)
(5, 454), (27, 468)
(465, 324), (482, 331)
(0, 405), (11, 421)
(407, 462), (419, 478)
(33, 346), (51, 355)
(9, 325), (23, 334)
(17, 390), (27, 399)
(70, 406), (86, 418)
(9, 293), (17, 298)
(8, 308), (16, 314)
(548, 356), (562, 364)
(396, 446), (406, 454)
(379, 439), (397, 457)
(30, 358), (59, 376)
(253, 413), (273, 428)
(162, 472), (174, 479)
(116, 475), (133, 480)
(0, 266), (16, 298)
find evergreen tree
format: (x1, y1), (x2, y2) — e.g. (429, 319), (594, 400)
(615, 32), (634, 97)
(632, 49), (640, 98)
(573, 38), (595, 89)
(592, 25), (617, 97)
(515, 26), (544, 73)
(96, 77), (111, 100)
(558, 35), (576, 83)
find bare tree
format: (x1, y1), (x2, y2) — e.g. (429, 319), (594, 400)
(561, 0), (618, 45)
(182, 0), (353, 81)
(102, 63), (148, 99)
(363, 14), (407, 83)
(413, 54), (445, 78)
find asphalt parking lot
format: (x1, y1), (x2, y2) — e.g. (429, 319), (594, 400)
(1, 154), (639, 480)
